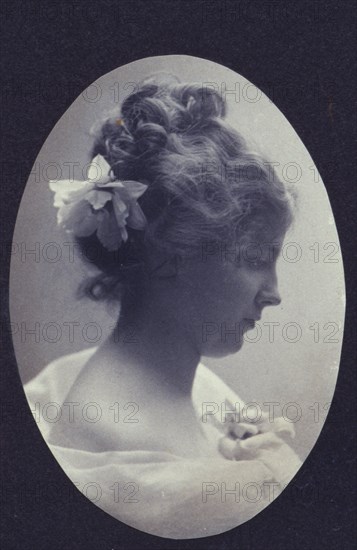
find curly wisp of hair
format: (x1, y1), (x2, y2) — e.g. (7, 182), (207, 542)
(76, 75), (296, 302)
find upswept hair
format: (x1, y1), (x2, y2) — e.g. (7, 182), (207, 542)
(76, 74), (295, 301)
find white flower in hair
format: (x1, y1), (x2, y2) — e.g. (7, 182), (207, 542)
(49, 155), (148, 251)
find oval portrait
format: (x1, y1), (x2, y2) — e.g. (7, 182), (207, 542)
(10, 55), (345, 539)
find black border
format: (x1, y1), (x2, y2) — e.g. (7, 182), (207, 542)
(1, 1), (356, 549)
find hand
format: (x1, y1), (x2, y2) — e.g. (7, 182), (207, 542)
(218, 418), (302, 485)
(225, 412), (296, 440)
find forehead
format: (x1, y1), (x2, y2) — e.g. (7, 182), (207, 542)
(237, 221), (285, 250)
(191, 219), (287, 265)
(238, 211), (286, 239)
(196, 236), (283, 266)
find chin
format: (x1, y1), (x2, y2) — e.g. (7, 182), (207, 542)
(202, 339), (243, 358)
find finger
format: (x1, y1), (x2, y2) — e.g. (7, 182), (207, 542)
(258, 416), (296, 438)
(273, 417), (296, 438)
(239, 432), (283, 451)
(230, 422), (259, 439)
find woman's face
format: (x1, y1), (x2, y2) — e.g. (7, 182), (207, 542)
(180, 232), (284, 357)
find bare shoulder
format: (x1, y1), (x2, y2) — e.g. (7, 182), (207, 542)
(47, 349), (218, 457)
(47, 348), (152, 452)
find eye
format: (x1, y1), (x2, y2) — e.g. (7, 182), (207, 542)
(249, 258), (266, 268)
(247, 257), (272, 270)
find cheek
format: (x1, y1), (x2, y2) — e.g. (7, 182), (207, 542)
(223, 266), (255, 294)
(194, 277), (246, 322)
(188, 280), (228, 325)
(186, 263), (259, 323)
(219, 271), (260, 319)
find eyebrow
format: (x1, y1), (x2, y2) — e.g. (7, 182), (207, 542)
(259, 241), (282, 261)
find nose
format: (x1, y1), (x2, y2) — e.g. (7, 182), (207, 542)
(257, 277), (281, 308)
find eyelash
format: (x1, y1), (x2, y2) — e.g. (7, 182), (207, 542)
(232, 254), (278, 269)
(247, 258), (271, 269)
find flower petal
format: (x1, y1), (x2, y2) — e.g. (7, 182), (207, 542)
(85, 189), (112, 210)
(121, 180), (148, 200)
(57, 203), (74, 226)
(87, 155), (112, 184)
(127, 202), (147, 230)
(49, 179), (94, 206)
(59, 200), (99, 237)
(100, 180), (126, 189)
(96, 210), (123, 251)
(50, 156), (149, 252)
(112, 190), (129, 226)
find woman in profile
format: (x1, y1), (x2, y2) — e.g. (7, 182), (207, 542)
(25, 75), (302, 539)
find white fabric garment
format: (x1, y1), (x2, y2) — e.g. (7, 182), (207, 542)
(24, 348), (302, 539)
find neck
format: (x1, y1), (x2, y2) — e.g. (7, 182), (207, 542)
(105, 285), (201, 398)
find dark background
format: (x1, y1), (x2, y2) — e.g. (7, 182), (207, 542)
(1, 1), (356, 548)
